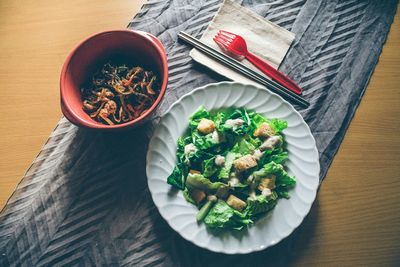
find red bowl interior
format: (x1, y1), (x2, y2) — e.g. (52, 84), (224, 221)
(60, 29), (168, 130)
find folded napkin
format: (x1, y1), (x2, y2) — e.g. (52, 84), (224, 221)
(190, 0), (295, 87)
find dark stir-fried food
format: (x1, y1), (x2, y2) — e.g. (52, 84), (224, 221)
(81, 62), (160, 125)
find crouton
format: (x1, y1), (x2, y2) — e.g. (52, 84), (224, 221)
(226, 195), (246, 211)
(253, 123), (275, 138)
(233, 155), (257, 172)
(216, 185), (230, 199)
(258, 175), (276, 191)
(189, 169), (201, 174)
(197, 118), (215, 134)
(190, 189), (206, 205)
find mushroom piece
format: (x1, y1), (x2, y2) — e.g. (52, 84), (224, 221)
(83, 100), (96, 111)
(97, 100), (117, 125)
(146, 76), (157, 95)
(81, 63), (159, 125)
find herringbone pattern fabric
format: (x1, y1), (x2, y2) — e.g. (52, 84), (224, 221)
(0, 0), (397, 266)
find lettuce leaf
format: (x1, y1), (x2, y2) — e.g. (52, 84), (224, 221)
(245, 193), (278, 218)
(214, 111), (227, 132)
(258, 148), (288, 167)
(192, 131), (218, 151)
(177, 136), (192, 163)
(204, 200), (252, 230)
(249, 112), (267, 132)
(189, 106), (210, 130)
(218, 152), (237, 180)
(231, 138), (256, 155)
(203, 157), (219, 178)
(270, 151), (288, 164)
(182, 188), (196, 205)
(268, 118), (288, 133)
(253, 162), (296, 196)
(167, 162), (188, 190)
(216, 109), (251, 136)
(186, 173), (226, 193)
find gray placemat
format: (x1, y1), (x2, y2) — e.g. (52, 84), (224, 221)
(0, 0), (397, 266)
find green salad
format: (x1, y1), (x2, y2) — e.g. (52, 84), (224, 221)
(167, 106), (296, 231)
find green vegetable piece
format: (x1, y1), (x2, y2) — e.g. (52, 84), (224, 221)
(204, 200), (252, 230)
(270, 151), (288, 164)
(231, 138), (256, 155)
(167, 163), (187, 190)
(191, 131), (219, 151)
(203, 157), (219, 178)
(189, 106), (210, 130)
(196, 199), (215, 222)
(186, 173), (225, 193)
(268, 118), (288, 133)
(225, 109), (251, 136)
(214, 112), (227, 132)
(249, 112), (267, 130)
(245, 193), (278, 218)
(263, 162), (296, 187)
(218, 152), (236, 180)
(183, 188), (196, 205)
(253, 162), (296, 198)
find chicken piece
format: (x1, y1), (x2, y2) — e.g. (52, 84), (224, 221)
(226, 195), (246, 211)
(233, 155), (257, 172)
(189, 169), (201, 174)
(190, 189), (206, 205)
(224, 118), (244, 130)
(252, 149), (264, 161)
(258, 175), (276, 191)
(253, 123), (275, 138)
(260, 136), (282, 151)
(197, 118), (215, 134)
(261, 188), (272, 197)
(214, 155), (225, 166)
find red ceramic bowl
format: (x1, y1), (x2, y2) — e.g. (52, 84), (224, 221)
(60, 29), (168, 130)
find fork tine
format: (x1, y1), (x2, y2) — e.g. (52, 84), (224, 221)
(213, 37), (228, 47)
(213, 37), (228, 51)
(219, 30), (236, 37)
(215, 34), (232, 44)
(217, 30), (234, 40)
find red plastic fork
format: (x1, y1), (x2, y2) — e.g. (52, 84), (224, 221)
(213, 30), (302, 95)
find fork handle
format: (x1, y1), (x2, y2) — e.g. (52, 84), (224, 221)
(245, 52), (302, 95)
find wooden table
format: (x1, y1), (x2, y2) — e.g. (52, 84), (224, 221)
(0, 1), (399, 266)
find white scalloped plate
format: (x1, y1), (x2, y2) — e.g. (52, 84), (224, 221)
(146, 82), (319, 254)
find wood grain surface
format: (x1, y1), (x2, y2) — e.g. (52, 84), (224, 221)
(0, 1), (399, 266)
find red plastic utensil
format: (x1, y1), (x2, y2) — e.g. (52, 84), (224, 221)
(213, 30), (302, 95)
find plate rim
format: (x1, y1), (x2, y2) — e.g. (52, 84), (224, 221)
(146, 81), (320, 254)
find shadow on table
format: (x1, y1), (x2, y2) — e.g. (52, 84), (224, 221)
(173, 199), (320, 267)
(46, 120), (319, 267)
(102, 124), (321, 267)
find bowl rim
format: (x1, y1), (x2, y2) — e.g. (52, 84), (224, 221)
(60, 29), (168, 130)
